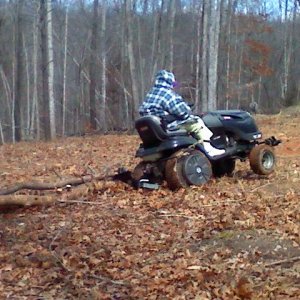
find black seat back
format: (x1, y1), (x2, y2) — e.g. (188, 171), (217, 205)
(135, 116), (169, 148)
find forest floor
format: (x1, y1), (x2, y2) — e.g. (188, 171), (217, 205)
(0, 111), (300, 299)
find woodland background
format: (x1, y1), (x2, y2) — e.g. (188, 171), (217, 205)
(0, 0), (300, 143)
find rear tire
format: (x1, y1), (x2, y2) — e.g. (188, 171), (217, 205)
(165, 150), (212, 190)
(249, 144), (276, 175)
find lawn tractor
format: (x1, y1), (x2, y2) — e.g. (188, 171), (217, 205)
(133, 110), (281, 190)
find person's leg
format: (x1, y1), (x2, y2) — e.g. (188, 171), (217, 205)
(183, 118), (225, 156)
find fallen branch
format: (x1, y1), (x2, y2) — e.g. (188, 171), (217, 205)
(58, 199), (105, 205)
(0, 184), (91, 206)
(265, 256), (300, 267)
(158, 214), (200, 219)
(0, 169), (133, 196)
(88, 274), (130, 286)
(250, 182), (272, 193)
(0, 194), (56, 206)
(0, 174), (101, 195)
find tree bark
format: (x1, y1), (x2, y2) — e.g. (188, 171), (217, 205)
(194, 3), (202, 114)
(62, 5), (69, 137)
(225, 0), (233, 110)
(14, 0), (24, 142)
(32, 1), (40, 139)
(40, 0), (51, 140)
(99, 1), (107, 132)
(89, 0), (99, 130)
(151, 0), (165, 80)
(0, 120), (4, 144)
(0, 66), (13, 131)
(201, 0), (209, 112)
(208, 0), (221, 111)
(0, 175), (99, 196)
(23, 34), (30, 138)
(47, 0), (56, 139)
(125, 0), (140, 124)
(167, 0), (176, 71)
(0, 184), (92, 207)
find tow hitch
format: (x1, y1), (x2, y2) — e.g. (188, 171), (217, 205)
(259, 136), (282, 147)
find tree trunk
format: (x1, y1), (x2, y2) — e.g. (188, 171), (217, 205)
(89, 0), (99, 130)
(14, 0), (24, 142)
(32, 1), (40, 139)
(125, 0), (140, 124)
(151, 1), (165, 80)
(208, 0), (221, 111)
(23, 34), (30, 138)
(201, 0), (209, 112)
(62, 5), (69, 137)
(194, 3), (202, 114)
(167, 0), (176, 71)
(0, 66), (13, 133)
(47, 0), (56, 139)
(120, 7), (129, 129)
(99, 2), (107, 132)
(40, 0), (51, 140)
(237, 34), (245, 109)
(282, 0), (289, 101)
(225, 0), (232, 110)
(0, 120), (4, 144)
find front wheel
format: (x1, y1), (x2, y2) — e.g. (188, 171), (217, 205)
(165, 150), (212, 190)
(249, 144), (276, 175)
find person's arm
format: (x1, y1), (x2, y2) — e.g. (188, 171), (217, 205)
(165, 94), (192, 120)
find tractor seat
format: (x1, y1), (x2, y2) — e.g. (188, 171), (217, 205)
(135, 115), (188, 148)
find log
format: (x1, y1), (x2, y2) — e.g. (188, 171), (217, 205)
(0, 169), (134, 206)
(0, 195), (56, 206)
(0, 174), (104, 196)
(0, 184), (91, 206)
(0, 169), (133, 196)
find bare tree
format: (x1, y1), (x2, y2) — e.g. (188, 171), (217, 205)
(62, 4), (69, 137)
(225, 0), (233, 110)
(40, 0), (51, 140)
(194, 3), (202, 114)
(166, 0), (176, 71)
(151, 0), (165, 80)
(125, 0), (140, 123)
(32, 0), (40, 139)
(99, 1), (107, 132)
(47, 0), (56, 139)
(89, 0), (99, 130)
(207, 0), (221, 110)
(14, 0), (24, 142)
(201, 0), (209, 111)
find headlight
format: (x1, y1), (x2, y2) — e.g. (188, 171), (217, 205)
(253, 133), (262, 139)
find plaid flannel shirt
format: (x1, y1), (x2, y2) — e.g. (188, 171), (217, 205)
(139, 70), (193, 129)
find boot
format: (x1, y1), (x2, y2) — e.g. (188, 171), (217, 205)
(203, 142), (225, 157)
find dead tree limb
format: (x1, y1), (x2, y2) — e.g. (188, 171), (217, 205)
(265, 256), (300, 267)
(0, 184), (91, 206)
(0, 168), (134, 196)
(0, 194), (56, 206)
(0, 174), (106, 196)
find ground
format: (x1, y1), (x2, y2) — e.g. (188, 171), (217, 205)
(0, 112), (300, 299)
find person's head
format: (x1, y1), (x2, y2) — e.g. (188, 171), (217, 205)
(154, 70), (177, 89)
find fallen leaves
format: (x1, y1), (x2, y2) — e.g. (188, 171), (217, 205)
(0, 117), (300, 298)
